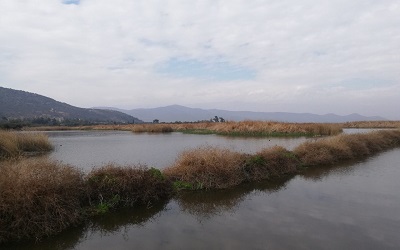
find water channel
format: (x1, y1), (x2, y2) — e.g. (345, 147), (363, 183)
(4, 129), (400, 249)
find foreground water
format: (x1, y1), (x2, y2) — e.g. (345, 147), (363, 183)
(7, 149), (400, 249)
(5, 135), (400, 249)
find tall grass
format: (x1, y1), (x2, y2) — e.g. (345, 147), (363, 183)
(164, 130), (400, 190)
(294, 130), (400, 167)
(0, 158), (86, 243)
(86, 164), (173, 212)
(174, 121), (342, 137)
(0, 160), (174, 244)
(164, 147), (247, 189)
(343, 121), (400, 128)
(1, 129), (400, 243)
(163, 146), (299, 190)
(29, 121), (341, 137)
(0, 131), (53, 159)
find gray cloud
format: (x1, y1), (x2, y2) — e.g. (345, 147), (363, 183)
(0, 0), (399, 119)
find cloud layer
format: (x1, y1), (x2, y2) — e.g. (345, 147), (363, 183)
(1, 0), (399, 118)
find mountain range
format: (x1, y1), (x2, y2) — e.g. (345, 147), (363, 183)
(0, 87), (142, 124)
(96, 105), (386, 123)
(0, 86), (386, 124)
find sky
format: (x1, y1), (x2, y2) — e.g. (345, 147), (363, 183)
(0, 0), (399, 119)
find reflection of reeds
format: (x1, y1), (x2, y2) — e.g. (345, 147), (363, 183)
(0, 131), (53, 159)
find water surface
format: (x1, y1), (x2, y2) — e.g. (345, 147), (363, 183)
(6, 148), (400, 249)
(46, 131), (308, 170)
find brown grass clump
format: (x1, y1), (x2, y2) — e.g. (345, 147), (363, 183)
(86, 164), (174, 211)
(131, 124), (173, 133)
(343, 121), (400, 128)
(174, 121), (342, 137)
(294, 130), (400, 167)
(0, 158), (86, 243)
(164, 147), (247, 189)
(164, 146), (300, 190)
(0, 131), (53, 159)
(244, 146), (300, 181)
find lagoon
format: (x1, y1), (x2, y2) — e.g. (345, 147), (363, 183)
(4, 129), (400, 249)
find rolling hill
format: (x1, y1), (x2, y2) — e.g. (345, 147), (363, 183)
(97, 105), (386, 123)
(0, 87), (142, 124)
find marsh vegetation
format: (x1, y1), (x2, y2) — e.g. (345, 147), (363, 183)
(1, 128), (400, 244)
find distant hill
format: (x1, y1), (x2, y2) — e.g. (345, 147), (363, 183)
(97, 105), (386, 123)
(0, 87), (142, 124)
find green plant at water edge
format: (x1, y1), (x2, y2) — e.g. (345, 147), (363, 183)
(149, 167), (165, 180)
(173, 181), (194, 190)
(93, 194), (121, 214)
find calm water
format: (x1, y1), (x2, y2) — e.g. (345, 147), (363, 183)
(46, 131), (309, 170)
(6, 148), (400, 249)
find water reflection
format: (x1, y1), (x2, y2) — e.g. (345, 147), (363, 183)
(5, 147), (400, 249)
(3, 201), (169, 250)
(175, 177), (292, 221)
(45, 131), (308, 170)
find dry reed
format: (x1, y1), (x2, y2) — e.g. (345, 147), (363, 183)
(294, 130), (400, 166)
(86, 164), (174, 210)
(343, 121), (400, 128)
(164, 147), (247, 189)
(0, 131), (53, 159)
(0, 158), (86, 243)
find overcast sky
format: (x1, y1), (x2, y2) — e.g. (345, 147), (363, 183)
(1, 0), (399, 119)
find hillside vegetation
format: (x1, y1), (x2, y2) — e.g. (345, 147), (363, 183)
(0, 86), (142, 126)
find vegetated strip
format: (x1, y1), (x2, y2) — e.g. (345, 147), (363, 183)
(0, 131), (53, 159)
(25, 121), (343, 137)
(1, 129), (400, 244)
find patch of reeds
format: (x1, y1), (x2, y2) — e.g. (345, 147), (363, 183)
(163, 146), (299, 190)
(293, 130), (400, 167)
(0, 158), (86, 243)
(164, 147), (247, 189)
(86, 164), (174, 214)
(343, 121), (400, 128)
(0, 131), (53, 159)
(131, 124), (173, 133)
(2, 129), (400, 244)
(25, 121), (342, 137)
(0, 160), (174, 244)
(175, 121), (342, 137)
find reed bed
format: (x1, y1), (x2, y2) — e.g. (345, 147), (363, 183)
(164, 147), (247, 189)
(0, 131), (53, 159)
(86, 164), (174, 211)
(343, 121), (400, 128)
(0, 158), (86, 243)
(294, 130), (400, 167)
(173, 121), (342, 136)
(0, 160), (174, 244)
(1, 129), (400, 243)
(24, 121), (342, 137)
(163, 146), (299, 189)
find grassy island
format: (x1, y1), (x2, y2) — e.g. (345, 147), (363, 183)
(1, 129), (400, 244)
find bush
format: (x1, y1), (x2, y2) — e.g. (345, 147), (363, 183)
(0, 131), (53, 159)
(164, 146), (247, 189)
(86, 164), (174, 212)
(0, 159), (85, 243)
